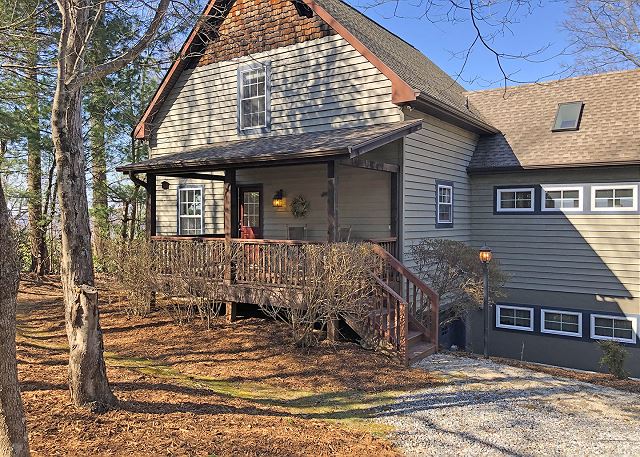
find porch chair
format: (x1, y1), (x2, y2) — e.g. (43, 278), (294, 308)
(338, 225), (352, 242)
(287, 225), (307, 241)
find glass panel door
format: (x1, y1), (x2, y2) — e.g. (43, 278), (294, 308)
(239, 187), (262, 239)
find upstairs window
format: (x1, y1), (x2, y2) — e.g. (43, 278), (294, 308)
(237, 62), (271, 132)
(542, 186), (583, 212)
(496, 188), (535, 212)
(591, 185), (638, 211)
(436, 182), (453, 227)
(178, 187), (203, 235)
(552, 101), (583, 131)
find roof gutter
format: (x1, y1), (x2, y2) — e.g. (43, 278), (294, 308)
(411, 93), (498, 135)
(467, 160), (640, 175)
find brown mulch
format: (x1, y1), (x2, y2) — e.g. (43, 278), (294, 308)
(451, 351), (640, 394)
(16, 275), (439, 456)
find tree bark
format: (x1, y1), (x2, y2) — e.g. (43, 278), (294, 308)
(51, 77), (115, 410)
(0, 159), (30, 457)
(25, 21), (48, 276)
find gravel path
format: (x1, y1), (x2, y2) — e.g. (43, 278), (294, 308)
(379, 354), (640, 456)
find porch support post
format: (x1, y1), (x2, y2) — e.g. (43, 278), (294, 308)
(390, 171), (399, 257)
(224, 169), (237, 322)
(327, 161), (339, 242)
(224, 169), (236, 241)
(145, 173), (156, 238)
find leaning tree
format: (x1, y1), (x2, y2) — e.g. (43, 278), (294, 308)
(51, 0), (173, 409)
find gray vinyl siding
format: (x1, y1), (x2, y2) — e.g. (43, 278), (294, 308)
(154, 162), (392, 241)
(470, 167), (640, 310)
(155, 176), (224, 235)
(149, 34), (402, 156)
(401, 110), (479, 265)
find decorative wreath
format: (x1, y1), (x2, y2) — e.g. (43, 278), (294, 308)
(290, 195), (310, 218)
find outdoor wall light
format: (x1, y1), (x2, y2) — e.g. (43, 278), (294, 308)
(161, 181), (170, 190)
(272, 189), (285, 208)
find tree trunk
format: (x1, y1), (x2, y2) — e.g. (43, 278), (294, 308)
(25, 24), (48, 276)
(0, 158), (30, 457)
(88, 102), (109, 261)
(51, 80), (115, 410)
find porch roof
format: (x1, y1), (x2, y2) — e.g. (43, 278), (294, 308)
(117, 120), (421, 173)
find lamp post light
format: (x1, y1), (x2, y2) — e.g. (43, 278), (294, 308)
(479, 243), (493, 358)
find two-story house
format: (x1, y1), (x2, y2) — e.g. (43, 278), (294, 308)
(117, 0), (640, 375)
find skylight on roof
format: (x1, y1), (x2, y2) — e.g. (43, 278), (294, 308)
(552, 102), (584, 132)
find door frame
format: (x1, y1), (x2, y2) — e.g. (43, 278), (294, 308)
(238, 184), (264, 239)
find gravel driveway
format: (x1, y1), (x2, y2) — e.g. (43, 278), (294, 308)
(379, 354), (640, 456)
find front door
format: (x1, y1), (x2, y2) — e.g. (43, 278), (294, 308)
(239, 186), (263, 239)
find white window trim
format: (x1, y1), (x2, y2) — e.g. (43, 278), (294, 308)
(238, 66), (267, 131)
(496, 187), (535, 213)
(541, 186), (583, 212)
(590, 314), (637, 344)
(540, 309), (583, 337)
(436, 184), (453, 224)
(178, 187), (204, 235)
(590, 184), (638, 212)
(496, 305), (535, 332)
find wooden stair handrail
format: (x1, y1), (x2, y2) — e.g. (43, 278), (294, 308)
(370, 244), (439, 303)
(373, 274), (407, 305)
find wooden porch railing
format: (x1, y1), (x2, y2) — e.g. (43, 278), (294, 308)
(149, 235), (437, 363)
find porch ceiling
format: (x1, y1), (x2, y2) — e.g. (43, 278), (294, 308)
(116, 120), (421, 173)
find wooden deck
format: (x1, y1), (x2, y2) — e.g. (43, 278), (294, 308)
(150, 236), (438, 364)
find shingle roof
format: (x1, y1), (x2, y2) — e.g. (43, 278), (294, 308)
(467, 69), (640, 171)
(313, 0), (485, 122)
(118, 120), (421, 172)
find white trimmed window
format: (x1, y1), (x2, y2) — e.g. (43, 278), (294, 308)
(590, 314), (637, 344)
(239, 65), (267, 130)
(591, 185), (638, 211)
(496, 188), (535, 212)
(496, 305), (534, 331)
(541, 309), (582, 337)
(437, 184), (453, 224)
(542, 186), (583, 212)
(178, 187), (203, 235)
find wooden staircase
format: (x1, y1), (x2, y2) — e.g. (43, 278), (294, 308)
(346, 244), (439, 366)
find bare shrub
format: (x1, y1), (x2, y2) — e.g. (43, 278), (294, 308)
(104, 238), (157, 317)
(259, 243), (378, 348)
(410, 239), (508, 328)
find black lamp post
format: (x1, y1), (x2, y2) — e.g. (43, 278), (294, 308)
(479, 243), (493, 358)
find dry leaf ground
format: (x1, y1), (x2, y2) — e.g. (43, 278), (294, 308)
(16, 275), (440, 456)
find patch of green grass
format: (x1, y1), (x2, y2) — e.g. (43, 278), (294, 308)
(17, 322), (400, 435)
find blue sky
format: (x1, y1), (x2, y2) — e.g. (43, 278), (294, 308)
(353, 0), (574, 90)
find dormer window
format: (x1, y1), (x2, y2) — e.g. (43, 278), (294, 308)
(237, 62), (271, 133)
(552, 101), (583, 132)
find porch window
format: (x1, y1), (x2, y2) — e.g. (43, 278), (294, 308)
(178, 187), (203, 235)
(541, 309), (582, 337)
(496, 305), (534, 331)
(436, 182), (453, 227)
(590, 314), (637, 344)
(542, 186), (583, 212)
(591, 185), (638, 211)
(237, 62), (271, 132)
(496, 188), (535, 213)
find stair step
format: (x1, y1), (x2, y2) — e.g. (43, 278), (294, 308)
(407, 342), (437, 364)
(407, 330), (423, 345)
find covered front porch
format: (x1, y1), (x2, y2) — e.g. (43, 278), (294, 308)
(118, 121), (421, 251)
(117, 120), (438, 363)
